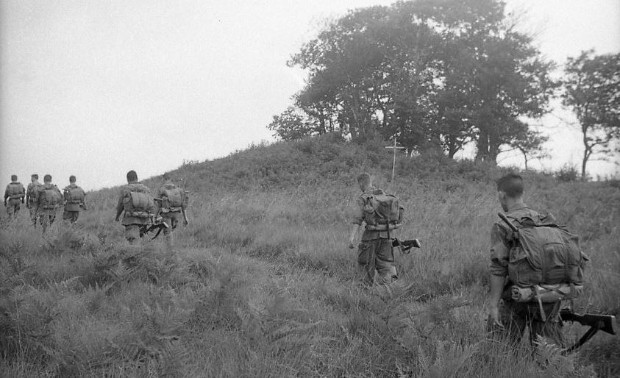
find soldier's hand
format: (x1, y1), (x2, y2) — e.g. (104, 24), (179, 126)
(488, 306), (503, 328)
(183, 219), (189, 226)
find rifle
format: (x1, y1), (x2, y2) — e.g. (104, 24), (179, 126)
(392, 238), (421, 254)
(139, 217), (169, 240)
(560, 309), (617, 354)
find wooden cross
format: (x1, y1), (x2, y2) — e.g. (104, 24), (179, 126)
(385, 137), (405, 183)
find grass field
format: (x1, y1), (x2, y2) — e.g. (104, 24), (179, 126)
(1, 136), (619, 377)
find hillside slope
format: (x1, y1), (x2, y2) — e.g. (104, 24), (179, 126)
(2, 134), (619, 377)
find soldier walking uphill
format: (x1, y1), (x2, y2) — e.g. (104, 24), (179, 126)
(487, 173), (589, 348)
(115, 170), (155, 245)
(156, 173), (188, 249)
(26, 174), (43, 227)
(348, 173), (401, 286)
(35, 174), (63, 232)
(63, 175), (87, 224)
(4, 175), (25, 220)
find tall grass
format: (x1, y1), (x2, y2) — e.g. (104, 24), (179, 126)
(1, 136), (618, 377)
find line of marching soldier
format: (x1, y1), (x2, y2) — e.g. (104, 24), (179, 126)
(4, 173), (86, 231)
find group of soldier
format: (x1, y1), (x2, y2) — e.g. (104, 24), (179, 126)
(4, 173), (86, 232)
(115, 170), (188, 248)
(349, 172), (591, 351)
(4, 170), (188, 249)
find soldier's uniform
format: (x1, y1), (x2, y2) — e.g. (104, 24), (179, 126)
(351, 186), (397, 285)
(63, 184), (86, 223)
(26, 180), (42, 226)
(487, 204), (564, 346)
(156, 181), (187, 248)
(4, 181), (25, 219)
(116, 182), (153, 244)
(35, 183), (63, 232)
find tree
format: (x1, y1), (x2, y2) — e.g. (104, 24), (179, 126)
(267, 106), (322, 141)
(562, 50), (620, 179)
(273, 0), (554, 161)
(508, 125), (549, 170)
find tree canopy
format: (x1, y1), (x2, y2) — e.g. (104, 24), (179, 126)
(562, 50), (620, 179)
(269, 0), (556, 164)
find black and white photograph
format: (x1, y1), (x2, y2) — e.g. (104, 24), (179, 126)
(1, 0), (618, 376)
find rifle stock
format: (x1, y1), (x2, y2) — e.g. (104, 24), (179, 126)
(392, 238), (421, 253)
(560, 309), (617, 335)
(560, 308), (617, 355)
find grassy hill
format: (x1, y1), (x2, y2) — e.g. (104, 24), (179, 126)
(1, 134), (619, 377)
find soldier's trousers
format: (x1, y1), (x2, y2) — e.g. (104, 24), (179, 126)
(29, 205), (38, 226)
(357, 238), (397, 285)
(6, 201), (21, 218)
(161, 211), (181, 248)
(63, 210), (80, 223)
(487, 299), (564, 347)
(39, 213), (57, 232)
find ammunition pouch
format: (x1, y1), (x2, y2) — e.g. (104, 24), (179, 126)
(510, 284), (583, 303)
(127, 211), (152, 218)
(365, 223), (401, 231)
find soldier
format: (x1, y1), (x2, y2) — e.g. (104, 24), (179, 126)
(348, 173), (398, 285)
(62, 175), (87, 224)
(115, 170), (155, 244)
(26, 174), (43, 227)
(4, 175), (25, 219)
(155, 173), (189, 248)
(35, 174), (63, 232)
(487, 173), (566, 347)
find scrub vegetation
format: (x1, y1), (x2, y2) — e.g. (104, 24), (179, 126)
(1, 135), (619, 377)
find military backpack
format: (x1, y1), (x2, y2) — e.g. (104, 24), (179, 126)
(361, 189), (403, 229)
(160, 186), (185, 211)
(123, 185), (155, 218)
(40, 185), (62, 209)
(7, 183), (25, 200)
(500, 213), (589, 298)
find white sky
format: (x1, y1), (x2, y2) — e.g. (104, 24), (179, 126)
(1, 0), (619, 190)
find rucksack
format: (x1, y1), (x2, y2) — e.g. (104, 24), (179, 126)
(161, 187), (185, 209)
(501, 214), (588, 289)
(64, 186), (85, 203)
(7, 183), (24, 199)
(361, 189), (403, 227)
(123, 185), (155, 218)
(40, 185), (62, 209)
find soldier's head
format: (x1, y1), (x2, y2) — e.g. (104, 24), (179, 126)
(126, 170), (138, 183)
(44, 174), (52, 183)
(162, 172), (171, 182)
(357, 173), (372, 191)
(69, 175), (76, 183)
(496, 173), (524, 211)
(11, 175), (17, 182)
(31, 174), (39, 183)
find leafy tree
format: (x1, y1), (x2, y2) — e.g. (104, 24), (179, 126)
(562, 50), (620, 179)
(272, 0), (554, 163)
(267, 106), (322, 141)
(508, 125), (549, 170)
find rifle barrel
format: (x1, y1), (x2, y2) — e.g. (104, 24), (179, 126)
(498, 212), (518, 232)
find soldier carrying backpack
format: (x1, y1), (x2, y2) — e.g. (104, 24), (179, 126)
(487, 173), (589, 347)
(35, 174), (63, 232)
(26, 174), (43, 227)
(348, 172), (403, 286)
(63, 175), (87, 224)
(115, 170), (156, 244)
(4, 174), (26, 220)
(155, 172), (189, 249)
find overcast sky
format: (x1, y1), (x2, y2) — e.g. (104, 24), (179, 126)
(1, 0), (619, 190)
